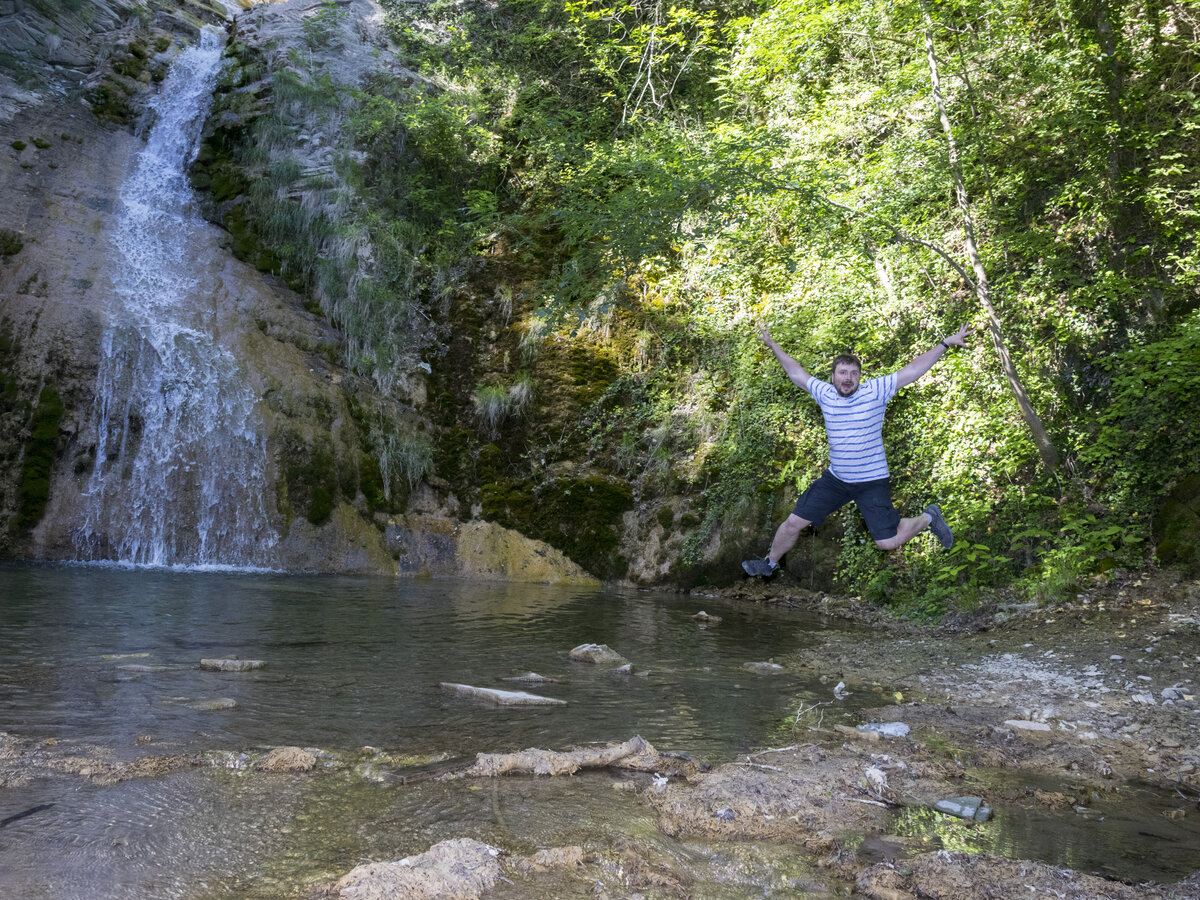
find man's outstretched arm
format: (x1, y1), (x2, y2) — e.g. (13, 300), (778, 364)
(895, 324), (974, 389)
(756, 323), (812, 389)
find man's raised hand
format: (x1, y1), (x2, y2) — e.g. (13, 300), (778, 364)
(945, 324), (975, 347)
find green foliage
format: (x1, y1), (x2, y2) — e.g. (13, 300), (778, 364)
(375, 429), (433, 500)
(301, 0), (349, 49)
(206, 0), (1200, 590)
(1079, 311), (1200, 507)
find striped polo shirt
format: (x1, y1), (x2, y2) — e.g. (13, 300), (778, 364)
(806, 373), (898, 483)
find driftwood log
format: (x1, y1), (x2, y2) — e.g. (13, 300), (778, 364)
(452, 735), (697, 778)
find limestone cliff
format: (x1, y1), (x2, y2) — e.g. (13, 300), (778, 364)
(0, 0), (602, 582)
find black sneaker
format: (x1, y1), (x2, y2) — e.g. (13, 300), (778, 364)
(742, 557), (779, 578)
(925, 504), (953, 549)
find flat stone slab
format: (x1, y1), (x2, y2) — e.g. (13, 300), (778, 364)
(858, 722), (911, 739)
(1004, 719), (1052, 732)
(336, 838), (502, 900)
(440, 683), (566, 706)
(200, 658), (266, 672)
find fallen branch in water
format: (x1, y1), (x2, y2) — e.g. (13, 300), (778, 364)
(794, 699), (835, 731)
(447, 735), (696, 779)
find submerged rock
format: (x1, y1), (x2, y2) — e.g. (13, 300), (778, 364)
(200, 658), (265, 672)
(188, 698), (238, 711)
(568, 643), (626, 665)
(743, 660), (785, 674)
(857, 850), (1183, 899)
(335, 838), (502, 900)
(933, 796), (992, 822)
(461, 735), (677, 778)
(501, 672), (557, 684)
(510, 846), (585, 874)
(440, 683), (566, 706)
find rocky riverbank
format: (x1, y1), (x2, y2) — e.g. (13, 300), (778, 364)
(320, 569), (1200, 898)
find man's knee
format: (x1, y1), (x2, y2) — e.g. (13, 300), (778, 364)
(781, 514), (810, 535)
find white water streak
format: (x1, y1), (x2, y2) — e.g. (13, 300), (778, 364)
(77, 26), (277, 568)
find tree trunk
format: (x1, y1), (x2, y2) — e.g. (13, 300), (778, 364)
(920, 2), (1061, 473)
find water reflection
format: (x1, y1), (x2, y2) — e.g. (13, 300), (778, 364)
(0, 565), (820, 760)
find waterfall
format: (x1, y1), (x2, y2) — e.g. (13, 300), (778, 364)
(75, 25), (278, 569)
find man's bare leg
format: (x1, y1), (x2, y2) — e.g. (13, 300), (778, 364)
(873, 514), (930, 551)
(768, 514), (812, 564)
(875, 504), (954, 551)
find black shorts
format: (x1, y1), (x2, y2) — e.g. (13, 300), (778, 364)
(792, 469), (900, 541)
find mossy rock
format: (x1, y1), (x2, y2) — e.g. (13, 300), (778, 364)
(0, 229), (24, 257)
(16, 385), (64, 532)
(434, 425), (475, 486)
(358, 450), (399, 513)
(482, 473), (633, 579)
(278, 430), (340, 527)
(1154, 473), (1200, 573)
(87, 82), (136, 126)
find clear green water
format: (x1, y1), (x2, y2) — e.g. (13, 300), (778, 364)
(0, 564), (840, 899)
(0, 564), (820, 759)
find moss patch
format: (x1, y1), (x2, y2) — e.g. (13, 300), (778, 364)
(482, 473), (633, 579)
(278, 429), (340, 527)
(0, 229), (23, 257)
(87, 80), (137, 126)
(16, 385), (64, 532)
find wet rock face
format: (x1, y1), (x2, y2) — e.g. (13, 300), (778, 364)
(0, 0), (230, 124)
(0, 1), (392, 570)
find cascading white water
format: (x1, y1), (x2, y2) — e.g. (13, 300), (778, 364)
(76, 25), (277, 569)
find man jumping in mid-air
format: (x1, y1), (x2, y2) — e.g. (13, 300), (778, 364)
(742, 323), (974, 578)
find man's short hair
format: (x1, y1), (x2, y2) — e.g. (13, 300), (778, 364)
(831, 353), (862, 376)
